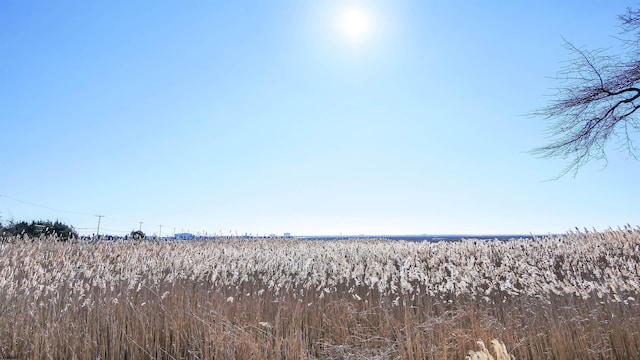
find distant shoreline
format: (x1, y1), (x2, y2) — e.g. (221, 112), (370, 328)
(294, 234), (542, 242)
(70, 234), (546, 242)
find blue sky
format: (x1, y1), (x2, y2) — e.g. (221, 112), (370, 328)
(2, 1), (639, 236)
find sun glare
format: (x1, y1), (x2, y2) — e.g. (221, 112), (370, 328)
(339, 7), (370, 41)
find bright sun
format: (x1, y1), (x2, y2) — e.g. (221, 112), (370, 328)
(339, 7), (370, 41)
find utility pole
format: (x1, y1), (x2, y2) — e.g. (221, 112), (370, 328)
(95, 215), (105, 240)
(158, 224), (163, 240)
(173, 227), (176, 239)
(138, 222), (143, 231)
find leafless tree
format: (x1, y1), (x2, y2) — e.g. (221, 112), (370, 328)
(532, 6), (640, 177)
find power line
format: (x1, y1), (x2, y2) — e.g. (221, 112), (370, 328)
(0, 194), (93, 216)
(100, 227), (131, 234)
(0, 194), (193, 237)
(0, 194), (141, 230)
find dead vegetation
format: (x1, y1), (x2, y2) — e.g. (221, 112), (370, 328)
(0, 227), (639, 359)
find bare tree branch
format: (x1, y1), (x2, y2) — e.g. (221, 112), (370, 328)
(532, 10), (640, 177)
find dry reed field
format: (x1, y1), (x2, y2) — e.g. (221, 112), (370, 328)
(1, 227), (639, 359)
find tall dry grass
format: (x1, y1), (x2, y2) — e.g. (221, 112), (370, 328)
(0, 227), (639, 359)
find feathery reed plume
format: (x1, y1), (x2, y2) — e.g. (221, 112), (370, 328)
(0, 228), (638, 358)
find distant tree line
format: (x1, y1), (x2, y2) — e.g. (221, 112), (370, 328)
(130, 230), (146, 240)
(0, 219), (78, 241)
(0, 216), (151, 242)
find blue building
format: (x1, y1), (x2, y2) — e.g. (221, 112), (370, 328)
(174, 233), (195, 240)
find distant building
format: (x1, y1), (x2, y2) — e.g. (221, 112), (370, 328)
(175, 233), (194, 240)
(284, 232), (291, 238)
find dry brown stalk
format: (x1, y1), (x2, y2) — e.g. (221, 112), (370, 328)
(0, 228), (639, 358)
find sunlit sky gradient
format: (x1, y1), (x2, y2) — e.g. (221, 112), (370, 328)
(2, 1), (639, 237)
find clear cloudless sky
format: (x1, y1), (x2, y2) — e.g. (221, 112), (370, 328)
(2, 1), (639, 237)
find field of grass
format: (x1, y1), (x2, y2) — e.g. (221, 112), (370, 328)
(1, 227), (639, 359)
